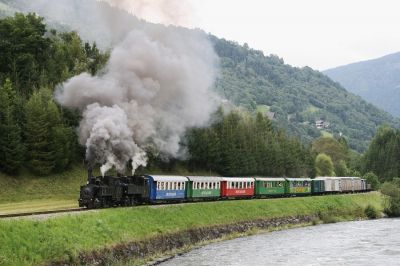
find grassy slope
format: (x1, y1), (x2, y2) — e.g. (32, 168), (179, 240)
(0, 166), (87, 203)
(0, 192), (382, 265)
(0, 165), (218, 214)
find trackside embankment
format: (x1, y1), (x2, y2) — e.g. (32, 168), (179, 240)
(0, 192), (382, 265)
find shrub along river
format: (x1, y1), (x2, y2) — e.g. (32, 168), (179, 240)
(160, 218), (400, 266)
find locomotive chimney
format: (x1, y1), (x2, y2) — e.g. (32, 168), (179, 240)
(87, 167), (93, 180)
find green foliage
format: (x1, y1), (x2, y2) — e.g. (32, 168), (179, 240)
(0, 13), (49, 96)
(211, 36), (400, 152)
(334, 160), (349, 177)
(0, 13), (109, 94)
(312, 136), (352, 176)
(363, 126), (400, 181)
(380, 178), (400, 217)
(363, 172), (380, 190)
(364, 204), (379, 219)
(0, 79), (24, 174)
(24, 89), (55, 175)
(0, 13), (108, 177)
(312, 137), (349, 164)
(24, 88), (75, 175)
(187, 108), (314, 177)
(315, 153), (334, 176)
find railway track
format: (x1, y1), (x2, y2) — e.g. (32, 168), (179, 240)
(0, 208), (86, 219)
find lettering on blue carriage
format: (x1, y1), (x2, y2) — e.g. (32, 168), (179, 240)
(166, 192), (177, 196)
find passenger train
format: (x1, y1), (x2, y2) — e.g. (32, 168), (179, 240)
(79, 174), (370, 209)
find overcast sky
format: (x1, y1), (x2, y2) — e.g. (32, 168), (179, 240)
(183, 0), (400, 70)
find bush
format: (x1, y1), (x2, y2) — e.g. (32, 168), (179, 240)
(364, 205), (379, 219)
(364, 172), (380, 190)
(381, 178), (400, 217)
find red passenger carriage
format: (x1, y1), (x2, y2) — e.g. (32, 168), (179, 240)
(221, 177), (255, 198)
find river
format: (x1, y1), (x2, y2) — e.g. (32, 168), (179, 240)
(160, 219), (400, 266)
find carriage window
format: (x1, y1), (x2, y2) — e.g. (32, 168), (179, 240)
(177, 182), (180, 190)
(206, 182), (209, 189)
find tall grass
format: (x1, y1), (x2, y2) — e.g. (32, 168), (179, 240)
(0, 192), (382, 265)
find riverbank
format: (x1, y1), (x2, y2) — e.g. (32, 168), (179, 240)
(0, 192), (382, 265)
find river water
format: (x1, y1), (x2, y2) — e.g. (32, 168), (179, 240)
(160, 219), (400, 266)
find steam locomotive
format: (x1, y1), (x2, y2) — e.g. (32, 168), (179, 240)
(79, 169), (370, 209)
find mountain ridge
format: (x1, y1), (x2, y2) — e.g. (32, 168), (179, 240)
(324, 52), (400, 117)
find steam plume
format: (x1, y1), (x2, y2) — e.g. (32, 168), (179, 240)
(56, 16), (219, 175)
(99, 0), (193, 27)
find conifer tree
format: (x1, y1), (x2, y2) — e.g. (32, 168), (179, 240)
(24, 89), (55, 175)
(0, 79), (24, 174)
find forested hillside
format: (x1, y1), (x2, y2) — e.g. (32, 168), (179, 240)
(0, 13), (318, 178)
(324, 52), (400, 117)
(1, 0), (399, 152)
(211, 37), (400, 151)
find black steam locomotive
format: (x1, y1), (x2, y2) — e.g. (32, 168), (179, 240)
(79, 169), (149, 208)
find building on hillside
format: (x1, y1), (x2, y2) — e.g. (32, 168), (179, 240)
(315, 120), (330, 129)
(265, 111), (275, 120)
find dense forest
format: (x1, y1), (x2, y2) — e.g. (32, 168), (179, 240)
(0, 12), (399, 185)
(0, 14), (108, 175)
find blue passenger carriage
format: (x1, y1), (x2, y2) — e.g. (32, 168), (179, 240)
(147, 175), (188, 203)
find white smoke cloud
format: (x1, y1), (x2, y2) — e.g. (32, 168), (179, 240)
(56, 23), (219, 175)
(98, 0), (194, 27)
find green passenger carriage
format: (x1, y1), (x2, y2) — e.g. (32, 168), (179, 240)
(285, 178), (312, 195)
(186, 176), (222, 199)
(254, 177), (286, 197)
